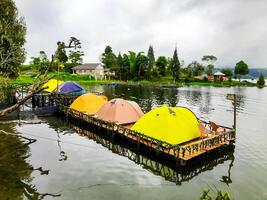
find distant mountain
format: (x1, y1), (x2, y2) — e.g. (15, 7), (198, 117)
(247, 68), (267, 78)
(214, 68), (267, 78)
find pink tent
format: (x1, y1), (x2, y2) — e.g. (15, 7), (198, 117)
(95, 98), (144, 125)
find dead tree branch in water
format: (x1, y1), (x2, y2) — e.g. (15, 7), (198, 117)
(0, 75), (54, 117)
(0, 130), (37, 144)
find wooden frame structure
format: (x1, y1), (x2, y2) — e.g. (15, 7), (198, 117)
(58, 104), (236, 164)
(30, 92), (236, 165)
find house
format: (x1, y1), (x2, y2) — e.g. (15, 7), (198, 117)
(214, 71), (228, 81)
(194, 73), (212, 81)
(72, 63), (104, 80)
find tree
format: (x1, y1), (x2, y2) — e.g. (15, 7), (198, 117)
(121, 54), (130, 80)
(234, 60), (249, 81)
(69, 50), (84, 64)
(54, 37), (82, 64)
(184, 65), (193, 78)
(101, 45), (117, 70)
(127, 51), (137, 76)
(116, 53), (123, 80)
(135, 53), (148, 79)
(257, 73), (265, 87)
(54, 41), (68, 63)
(68, 37), (84, 64)
(0, 0), (26, 78)
(170, 47), (180, 81)
(30, 50), (50, 72)
(122, 51), (149, 80)
(156, 56), (168, 76)
(221, 69), (233, 77)
(202, 55), (217, 63)
(202, 55), (217, 76)
(188, 61), (205, 76)
(147, 45), (155, 70)
(205, 64), (214, 76)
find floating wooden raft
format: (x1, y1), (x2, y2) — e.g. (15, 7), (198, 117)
(73, 125), (235, 185)
(59, 104), (236, 164)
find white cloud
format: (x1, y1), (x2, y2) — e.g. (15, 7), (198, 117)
(15, 0), (267, 68)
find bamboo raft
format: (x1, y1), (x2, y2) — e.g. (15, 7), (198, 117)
(58, 104), (236, 164)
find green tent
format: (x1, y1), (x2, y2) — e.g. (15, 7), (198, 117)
(131, 106), (201, 145)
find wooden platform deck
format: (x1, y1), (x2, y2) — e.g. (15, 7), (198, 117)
(58, 104), (236, 164)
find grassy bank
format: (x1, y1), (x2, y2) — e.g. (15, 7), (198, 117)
(12, 71), (259, 87)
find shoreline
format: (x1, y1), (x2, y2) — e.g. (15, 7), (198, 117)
(11, 71), (264, 88)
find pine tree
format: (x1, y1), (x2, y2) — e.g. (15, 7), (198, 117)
(171, 47), (180, 81)
(147, 45), (155, 76)
(101, 45), (117, 69)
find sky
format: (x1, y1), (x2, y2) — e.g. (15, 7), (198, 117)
(15, 0), (267, 68)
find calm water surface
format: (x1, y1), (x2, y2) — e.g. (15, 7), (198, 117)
(0, 85), (267, 199)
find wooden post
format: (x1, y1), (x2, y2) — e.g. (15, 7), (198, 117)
(32, 96), (35, 107)
(233, 94), (237, 130)
(227, 93), (237, 130)
(57, 63), (60, 91)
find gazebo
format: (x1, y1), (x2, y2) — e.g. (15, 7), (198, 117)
(214, 71), (227, 81)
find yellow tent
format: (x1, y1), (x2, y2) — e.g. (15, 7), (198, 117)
(42, 79), (64, 93)
(131, 106), (201, 145)
(70, 93), (108, 115)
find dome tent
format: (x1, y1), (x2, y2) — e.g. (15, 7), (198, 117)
(131, 106), (201, 145)
(95, 98), (144, 125)
(70, 93), (108, 115)
(54, 81), (85, 95)
(42, 79), (64, 93)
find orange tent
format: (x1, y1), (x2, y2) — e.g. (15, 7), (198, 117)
(69, 93), (108, 115)
(95, 98), (144, 125)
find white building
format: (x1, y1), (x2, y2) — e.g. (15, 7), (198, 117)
(72, 63), (104, 80)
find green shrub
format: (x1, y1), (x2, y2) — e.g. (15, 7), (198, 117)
(257, 73), (265, 87)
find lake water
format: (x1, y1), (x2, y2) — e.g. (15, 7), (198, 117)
(0, 85), (267, 199)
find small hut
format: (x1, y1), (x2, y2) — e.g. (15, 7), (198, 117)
(131, 106), (201, 145)
(95, 98), (144, 125)
(70, 93), (108, 115)
(214, 72), (227, 81)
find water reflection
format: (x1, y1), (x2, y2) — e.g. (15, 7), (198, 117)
(69, 121), (235, 186)
(0, 126), (61, 199)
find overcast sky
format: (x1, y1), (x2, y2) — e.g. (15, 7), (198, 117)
(15, 0), (267, 68)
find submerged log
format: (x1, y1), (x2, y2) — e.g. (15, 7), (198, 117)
(0, 119), (42, 125)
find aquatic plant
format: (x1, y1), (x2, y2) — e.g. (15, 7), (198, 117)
(200, 189), (231, 200)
